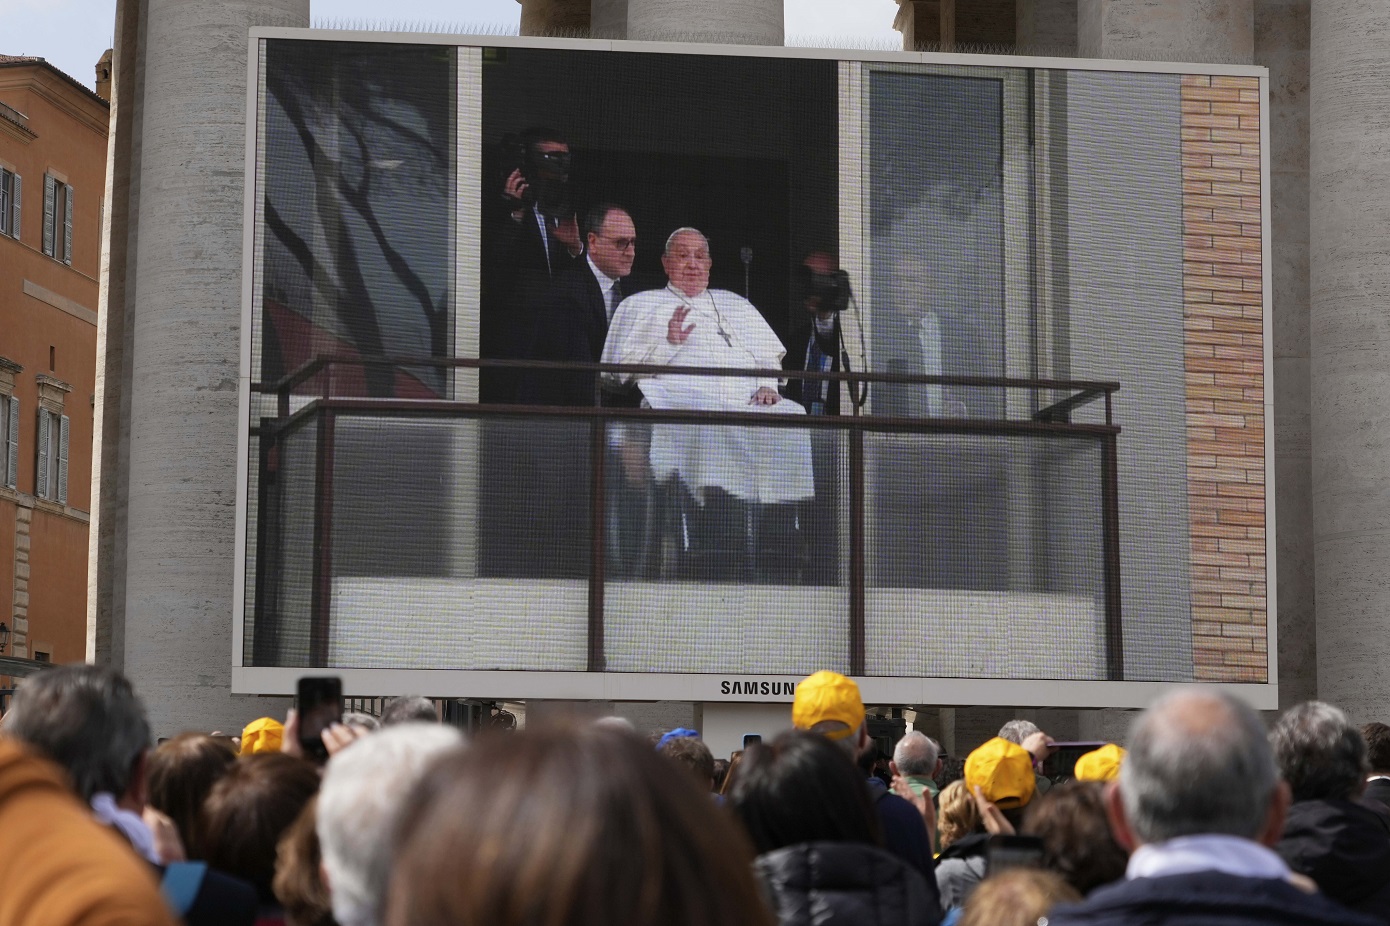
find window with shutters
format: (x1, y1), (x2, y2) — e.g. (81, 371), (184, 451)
(0, 168), (19, 239)
(33, 374), (70, 505)
(0, 395), (17, 490)
(41, 174), (72, 264)
(0, 357), (19, 491)
(35, 408), (68, 504)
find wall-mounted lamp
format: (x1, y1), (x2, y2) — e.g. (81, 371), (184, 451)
(0, 622), (10, 654)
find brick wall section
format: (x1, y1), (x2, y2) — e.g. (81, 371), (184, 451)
(1179, 75), (1268, 683)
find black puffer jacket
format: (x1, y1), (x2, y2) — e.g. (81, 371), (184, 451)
(755, 841), (943, 926)
(1276, 797), (1390, 924)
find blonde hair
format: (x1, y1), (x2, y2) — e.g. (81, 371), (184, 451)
(937, 779), (980, 851)
(957, 868), (1081, 926)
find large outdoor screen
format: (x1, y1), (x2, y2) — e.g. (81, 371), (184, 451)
(235, 31), (1274, 707)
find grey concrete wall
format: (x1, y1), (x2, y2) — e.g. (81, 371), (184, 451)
(591, 0), (629, 39)
(103, 0), (307, 734)
(1309, 2), (1390, 723)
(1256, 0), (1314, 709)
(1078, 0), (1253, 63)
(1017, 0), (1078, 52)
(625, 0), (783, 45)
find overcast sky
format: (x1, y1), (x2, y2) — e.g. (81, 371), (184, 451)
(6, 0), (901, 89)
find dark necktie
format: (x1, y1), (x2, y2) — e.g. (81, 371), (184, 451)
(608, 280), (623, 319)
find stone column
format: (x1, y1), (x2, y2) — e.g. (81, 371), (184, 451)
(1017, 0), (1078, 53)
(517, 0), (591, 36)
(1309, 2), (1390, 722)
(93, 0), (308, 734)
(1078, 0), (1253, 63)
(590, 0), (629, 39)
(894, 0), (956, 51)
(626, 0), (783, 45)
(1257, 0), (1313, 708)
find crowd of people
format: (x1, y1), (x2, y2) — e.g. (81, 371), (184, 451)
(4, 664), (1390, 926)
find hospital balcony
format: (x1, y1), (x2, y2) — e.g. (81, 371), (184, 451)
(244, 356), (1123, 681)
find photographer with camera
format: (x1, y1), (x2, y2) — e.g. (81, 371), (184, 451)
(481, 126), (582, 404)
(783, 251), (852, 417)
(782, 251), (855, 584)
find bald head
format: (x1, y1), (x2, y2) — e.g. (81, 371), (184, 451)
(1118, 689), (1280, 845)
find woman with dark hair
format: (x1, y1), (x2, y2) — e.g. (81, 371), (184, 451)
(201, 753), (321, 919)
(1020, 780), (1128, 896)
(728, 731), (941, 926)
(385, 724), (775, 926)
(146, 732), (238, 857)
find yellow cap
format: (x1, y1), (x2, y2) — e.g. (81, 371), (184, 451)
(240, 717), (284, 755)
(1073, 743), (1126, 782)
(791, 671), (865, 741)
(966, 737), (1036, 809)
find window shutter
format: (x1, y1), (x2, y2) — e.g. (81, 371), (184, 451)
(63, 184), (73, 264)
(4, 397), (16, 489)
(0, 170), (8, 236)
(35, 409), (50, 499)
(42, 175), (54, 256)
(57, 414), (69, 504)
(10, 172), (20, 239)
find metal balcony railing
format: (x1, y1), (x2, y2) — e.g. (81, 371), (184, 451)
(249, 356), (1123, 679)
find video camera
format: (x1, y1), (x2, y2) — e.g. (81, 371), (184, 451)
(799, 264), (853, 314)
(500, 132), (572, 218)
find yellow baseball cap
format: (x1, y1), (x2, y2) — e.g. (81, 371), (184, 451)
(966, 737), (1037, 808)
(792, 670), (865, 741)
(1074, 743), (1126, 782)
(240, 717), (284, 755)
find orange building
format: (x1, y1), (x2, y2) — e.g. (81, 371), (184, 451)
(0, 56), (109, 664)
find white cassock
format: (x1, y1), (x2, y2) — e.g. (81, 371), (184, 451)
(602, 286), (815, 504)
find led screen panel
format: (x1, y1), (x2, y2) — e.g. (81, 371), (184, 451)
(236, 32), (1273, 706)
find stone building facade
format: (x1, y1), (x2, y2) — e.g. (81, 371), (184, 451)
(0, 56), (109, 667)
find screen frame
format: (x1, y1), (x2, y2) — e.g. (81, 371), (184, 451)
(233, 28), (1275, 708)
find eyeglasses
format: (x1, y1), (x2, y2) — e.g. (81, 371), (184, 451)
(599, 236), (637, 251)
(533, 150), (571, 168)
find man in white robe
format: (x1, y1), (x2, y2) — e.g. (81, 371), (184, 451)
(602, 228), (814, 505)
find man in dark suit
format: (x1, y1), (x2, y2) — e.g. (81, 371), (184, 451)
(520, 203), (635, 406)
(512, 204), (644, 576)
(1363, 723), (1390, 814)
(478, 128), (583, 576)
(782, 251), (850, 584)
(480, 126), (581, 404)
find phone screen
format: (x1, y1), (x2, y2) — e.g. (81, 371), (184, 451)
(743, 733), (762, 749)
(297, 676), (342, 761)
(985, 835), (1045, 875)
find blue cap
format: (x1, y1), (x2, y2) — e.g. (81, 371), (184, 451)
(656, 727), (701, 750)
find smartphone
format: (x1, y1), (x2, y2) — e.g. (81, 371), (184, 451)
(296, 676), (342, 761)
(743, 733), (762, 749)
(985, 835), (1045, 875)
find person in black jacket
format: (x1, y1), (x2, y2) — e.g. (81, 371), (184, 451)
(1272, 701), (1390, 924)
(1049, 689), (1378, 926)
(516, 203), (648, 575)
(728, 730), (941, 926)
(520, 203), (636, 407)
(782, 252), (852, 584)
(481, 126), (581, 404)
